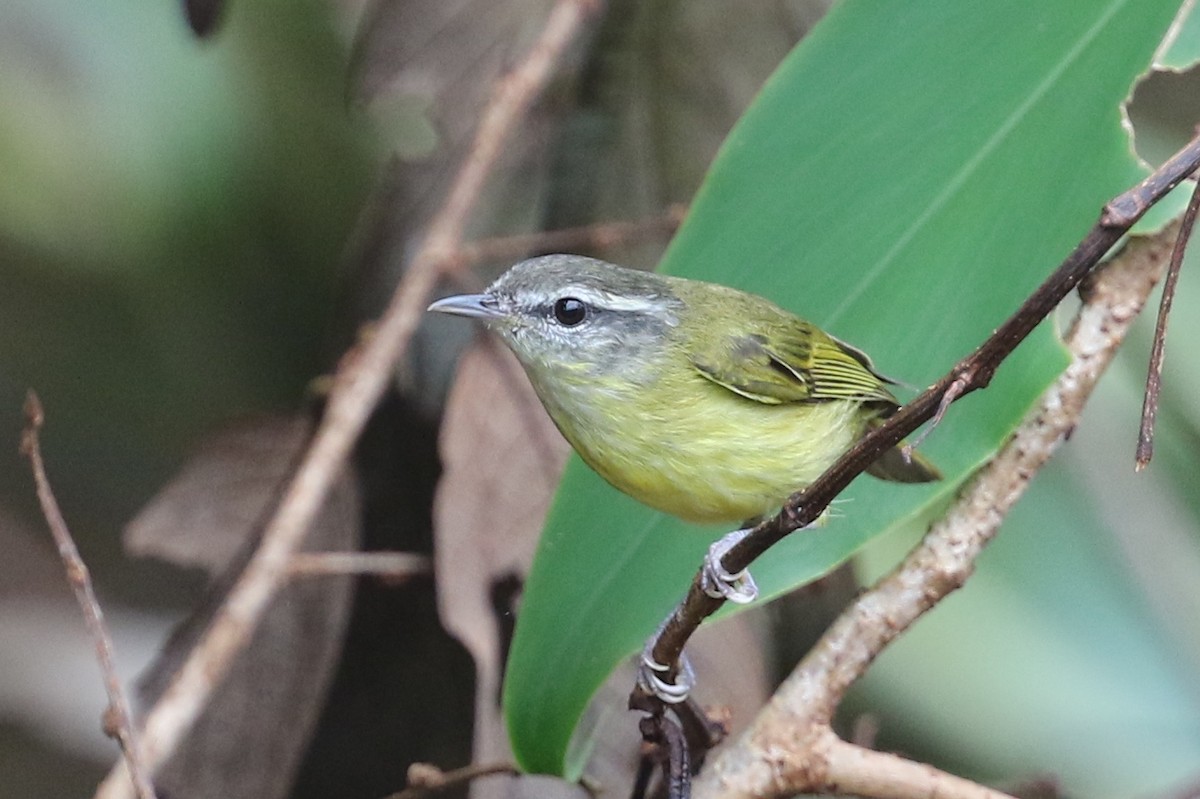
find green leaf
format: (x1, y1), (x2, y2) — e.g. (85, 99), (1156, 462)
(505, 0), (1183, 776)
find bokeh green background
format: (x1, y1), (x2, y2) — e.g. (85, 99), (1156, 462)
(0, 0), (373, 548)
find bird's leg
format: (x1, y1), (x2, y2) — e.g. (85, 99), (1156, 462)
(700, 528), (759, 604)
(638, 524), (763, 703)
(637, 628), (695, 704)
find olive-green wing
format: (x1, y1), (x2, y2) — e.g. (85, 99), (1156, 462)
(690, 323), (897, 406)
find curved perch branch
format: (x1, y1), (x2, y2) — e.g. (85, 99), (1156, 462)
(635, 135), (1200, 705)
(690, 215), (1181, 799)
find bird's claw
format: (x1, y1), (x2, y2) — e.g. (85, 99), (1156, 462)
(637, 642), (695, 704)
(638, 530), (757, 704)
(701, 529), (758, 604)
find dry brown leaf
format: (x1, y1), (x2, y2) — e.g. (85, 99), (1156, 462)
(421, 0), (833, 788)
(433, 339), (569, 774)
(123, 415), (317, 577)
(127, 413), (361, 799)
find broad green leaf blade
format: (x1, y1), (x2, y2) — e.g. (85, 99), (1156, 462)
(505, 0), (1183, 776)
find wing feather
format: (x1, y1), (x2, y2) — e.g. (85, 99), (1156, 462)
(690, 319), (896, 406)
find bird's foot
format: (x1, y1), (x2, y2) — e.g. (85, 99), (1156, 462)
(700, 528), (758, 604)
(637, 640), (695, 704)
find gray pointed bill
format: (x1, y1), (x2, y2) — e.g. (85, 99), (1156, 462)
(427, 293), (504, 320)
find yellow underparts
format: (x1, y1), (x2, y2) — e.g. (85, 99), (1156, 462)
(540, 370), (865, 525)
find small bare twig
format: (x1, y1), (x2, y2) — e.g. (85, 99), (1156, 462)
(94, 2), (604, 796)
(632, 699), (729, 799)
(384, 761), (520, 799)
(20, 393), (158, 799)
(439, 205), (687, 276)
(1136, 174), (1200, 468)
(288, 551), (432, 579)
(691, 219), (1180, 799)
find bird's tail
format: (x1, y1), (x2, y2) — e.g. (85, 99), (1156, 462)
(861, 417), (942, 483)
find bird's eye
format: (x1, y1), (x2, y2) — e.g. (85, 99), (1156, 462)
(553, 297), (588, 326)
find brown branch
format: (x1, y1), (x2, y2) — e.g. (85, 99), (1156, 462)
(1136, 172), (1200, 468)
(640, 714), (691, 799)
(439, 205), (687, 275)
(287, 551), (432, 579)
(20, 393), (159, 799)
(634, 133), (1200, 707)
(93, 2), (604, 796)
(691, 218), (1179, 799)
(384, 761), (520, 799)
(824, 738), (1016, 799)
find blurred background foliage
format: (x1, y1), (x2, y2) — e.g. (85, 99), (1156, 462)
(0, 0), (374, 560)
(0, 0), (378, 793)
(1, 0), (1199, 797)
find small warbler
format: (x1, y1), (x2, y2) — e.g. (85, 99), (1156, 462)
(430, 254), (938, 525)
(431, 254), (939, 699)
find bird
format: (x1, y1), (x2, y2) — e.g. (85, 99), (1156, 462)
(428, 254), (938, 698)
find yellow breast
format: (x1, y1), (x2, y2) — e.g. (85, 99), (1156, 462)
(534, 368), (866, 525)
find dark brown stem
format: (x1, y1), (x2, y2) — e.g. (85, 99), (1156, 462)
(1136, 173), (1200, 469)
(440, 205), (687, 276)
(673, 698), (729, 766)
(635, 130), (1200, 709)
(639, 714), (691, 799)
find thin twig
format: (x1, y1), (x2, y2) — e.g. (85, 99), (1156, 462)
(692, 219), (1179, 799)
(439, 205), (687, 275)
(1136, 174), (1200, 469)
(384, 761), (520, 799)
(288, 551), (432, 579)
(634, 132), (1200, 707)
(20, 393), (159, 799)
(93, 2), (603, 796)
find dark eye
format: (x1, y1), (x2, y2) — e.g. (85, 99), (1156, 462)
(553, 297), (588, 326)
